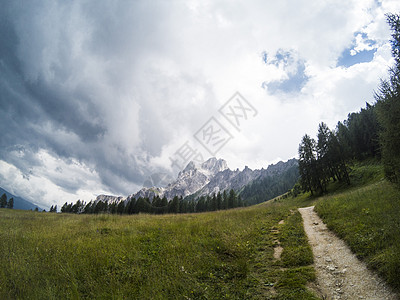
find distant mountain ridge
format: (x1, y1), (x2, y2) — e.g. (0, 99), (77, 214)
(0, 187), (42, 211)
(94, 157), (299, 205)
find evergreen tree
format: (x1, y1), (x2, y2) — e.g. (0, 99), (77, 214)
(317, 122), (350, 187)
(222, 190), (228, 209)
(72, 200), (82, 214)
(110, 202), (117, 214)
(83, 201), (93, 214)
(317, 122), (331, 189)
(135, 197), (147, 213)
(161, 196), (168, 214)
(169, 196), (180, 213)
(228, 189), (237, 208)
(237, 195), (244, 207)
(298, 134), (322, 195)
(0, 193), (7, 208)
(211, 194), (217, 211)
(93, 201), (105, 214)
(61, 202), (68, 213)
(117, 201), (125, 214)
(7, 197), (13, 209)
(196, 196), (206, 212)
(328, 131), (350, 184)
(49, 205), (57, 213)
(216, 192), (222, 210)
(336, 121), (352, 160)
(375, 13), (400, 185)
(179, 198), (188, 213)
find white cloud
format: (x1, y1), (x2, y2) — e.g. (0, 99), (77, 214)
(1, 0), (400, 207)
(0, 150), (112, 209)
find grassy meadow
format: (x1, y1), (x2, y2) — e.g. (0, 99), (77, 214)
(1, 160), (399, 299)
(315, 162), (400, 291)
(0, 196), (317, 299)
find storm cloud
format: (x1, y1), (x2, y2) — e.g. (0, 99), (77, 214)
(1, 0), (399, 209)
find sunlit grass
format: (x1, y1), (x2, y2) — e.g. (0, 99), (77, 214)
(0, 198), (317, 299)
(315, 163), (400, 291)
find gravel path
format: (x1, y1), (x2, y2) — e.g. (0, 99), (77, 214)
(299, 206), (398, 300)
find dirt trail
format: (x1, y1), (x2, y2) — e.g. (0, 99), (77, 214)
(299, 206), (398, 300)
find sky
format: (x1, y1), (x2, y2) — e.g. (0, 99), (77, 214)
(1, 0), (400, 209)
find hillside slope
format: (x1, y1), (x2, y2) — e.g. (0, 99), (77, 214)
(0, 187), (42, 210)
(314, 174), (400, 292)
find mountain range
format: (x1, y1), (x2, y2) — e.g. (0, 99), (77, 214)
(0, 187), (43, 211)
(95, 157), (299, 205)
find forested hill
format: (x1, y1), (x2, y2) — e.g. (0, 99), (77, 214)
(297, 13), (400, 196)
(239, 160), (299, 205)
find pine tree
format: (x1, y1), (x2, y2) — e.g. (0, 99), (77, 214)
(298, 134), (322, 194)
(161, 196), (168, 214)
(216, 192), (222, 210)
(0, 193), (7, 208)
(83, 201), (93, 214)
(316, 122), (350, 187)
(316, 122), (331, 191)
(179, 198), (188, 213)
(117, 201), (125, 214)
(211, 194), (217, 211)
(135, 197), (147, 213)
(375, 13), (400, 184)
(7, 197), (14, 209)
(222, 190), (228, 209)
(170, 196), (179, 213)
(61, 202), (68, 213)
(231, 190), (238, 208)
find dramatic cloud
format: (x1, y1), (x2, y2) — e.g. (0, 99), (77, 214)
(1, 0), (399, 209)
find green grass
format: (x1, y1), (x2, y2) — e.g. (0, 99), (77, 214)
(245, 204), (317, 299)
(315, 162), (400, 291)
(0, 196), (318, 300)
(3, 160), (397, 299)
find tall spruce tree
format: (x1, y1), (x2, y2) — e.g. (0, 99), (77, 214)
(0, 193), (7, 208)
(298, 134), (322, 195)
(7, 197), (14, 209)
(375, 14), (400, 185)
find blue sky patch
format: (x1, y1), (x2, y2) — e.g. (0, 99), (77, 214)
(262, 49), (309, 94)
(337, 48), (376, 68)
(264, 63), (308, 94)
(337, 31), (377, 68)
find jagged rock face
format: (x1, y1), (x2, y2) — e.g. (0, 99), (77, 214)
(192, 166), (262, 197)
(95, 194), (125, 204)
(185, 158), (298, 198)
(199, 157), (228, 175)
(132, 157), (228, 200)
(96, 157), (298, 203)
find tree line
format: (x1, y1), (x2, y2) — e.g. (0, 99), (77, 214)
(375, 13), (400, 185)
(298, 13), (400, 193)
(59, 189), (244, 215)
(298, 122), (350, 195)
(239, 163), (299, 205)
(0, 193), (14, 209)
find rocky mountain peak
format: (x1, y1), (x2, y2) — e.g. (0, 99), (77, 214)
(200, 157), (228, 174)
(182, 161), (196, 173)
